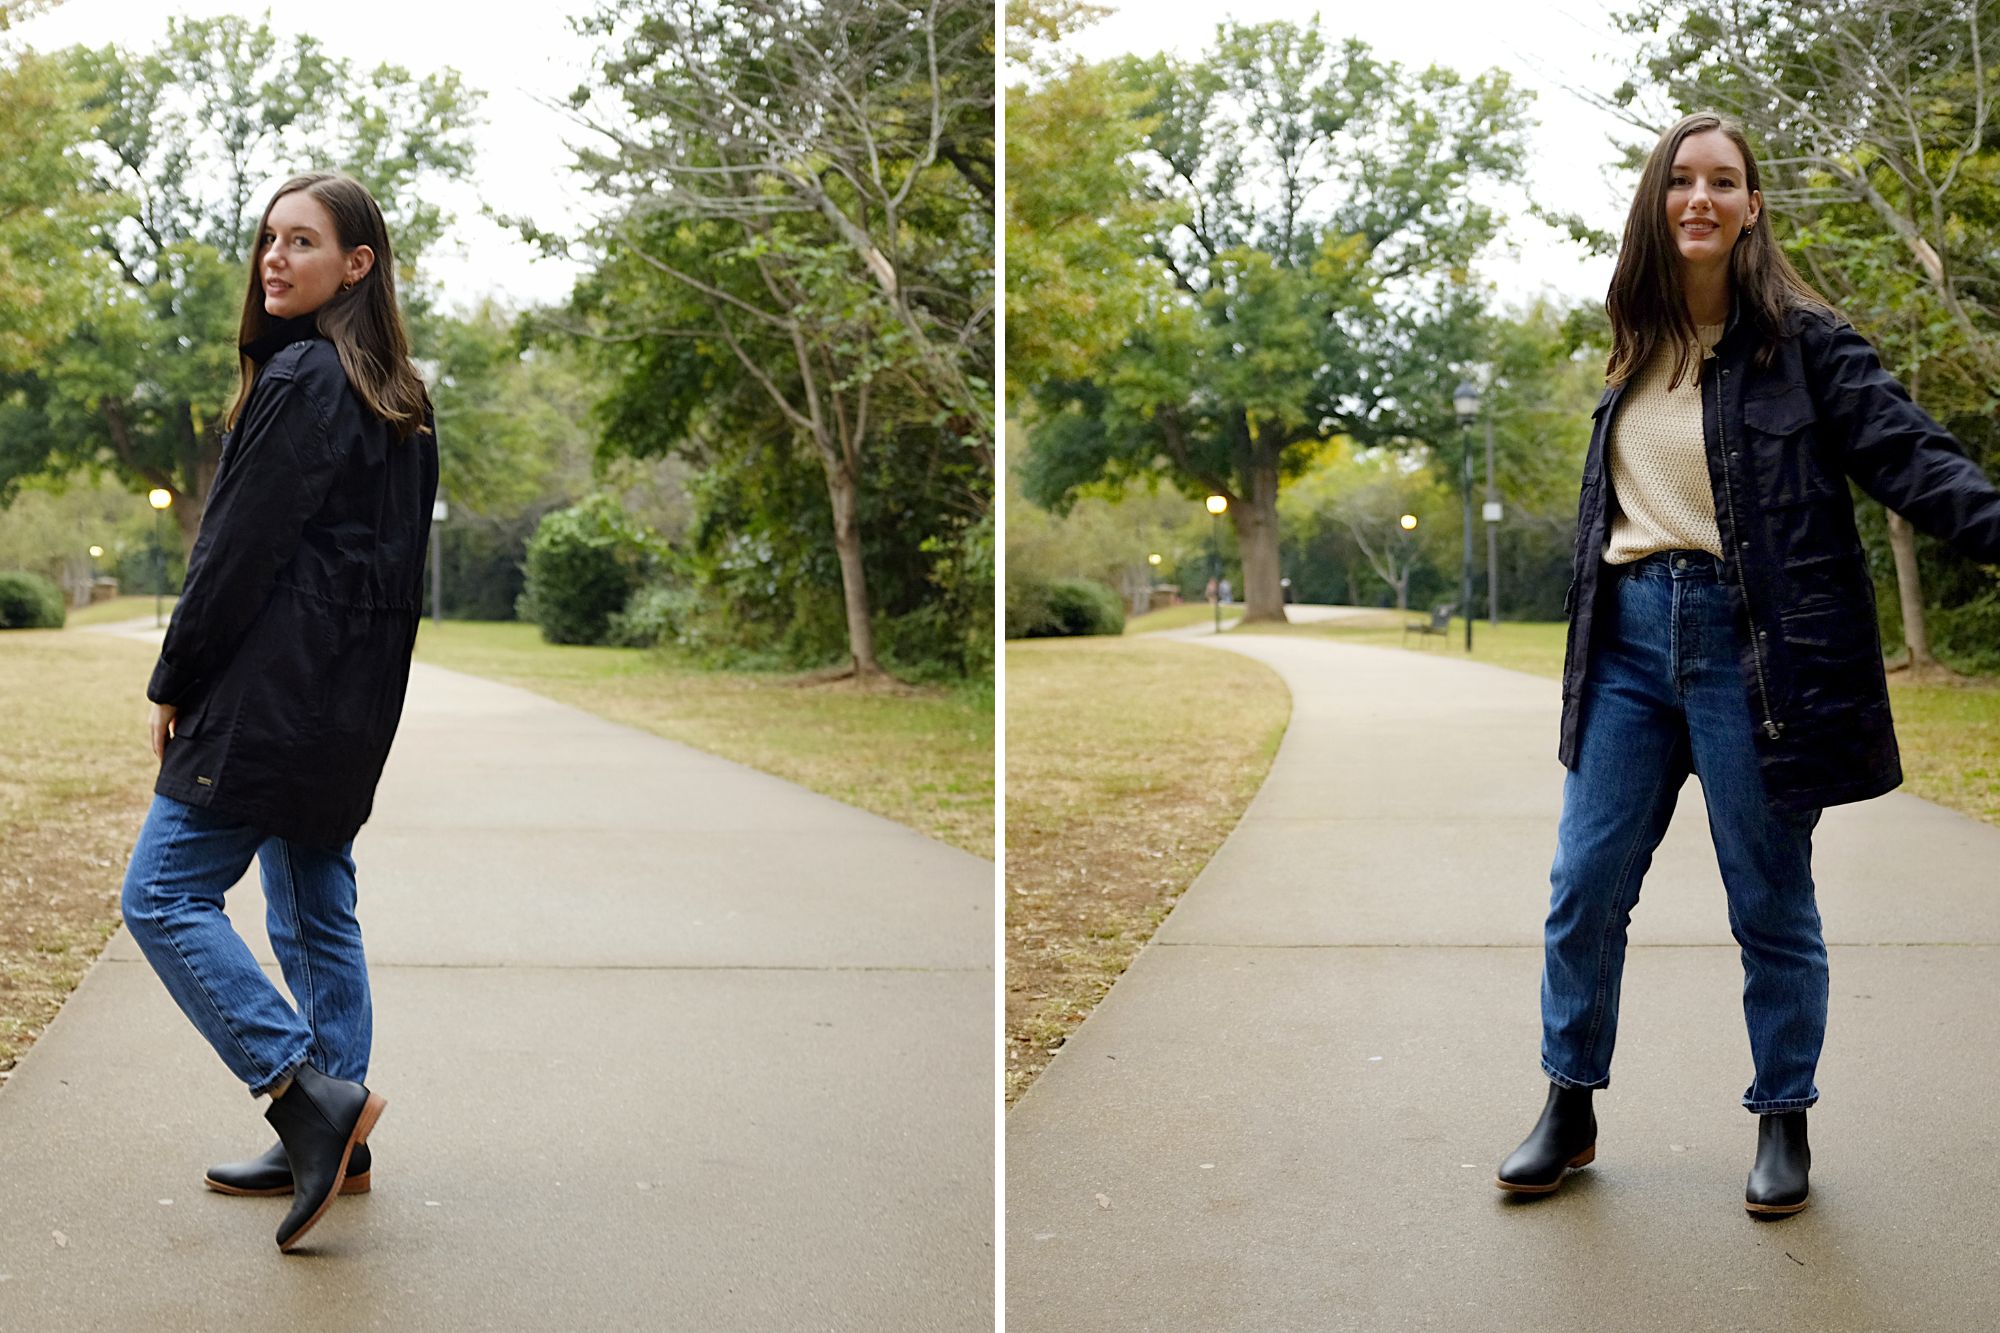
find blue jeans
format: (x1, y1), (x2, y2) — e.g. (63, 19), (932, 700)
(120, 794), (372, 1096)
(1543, 550), (1827, 1114)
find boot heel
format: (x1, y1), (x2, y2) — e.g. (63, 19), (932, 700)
(1568, 1145), (1595, 1168)
(352, 1091), (387, 1146)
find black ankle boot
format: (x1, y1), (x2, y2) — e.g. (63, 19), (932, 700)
(1745, 1110), (1810, 1216)
(263, 1063), (386, 1251)
(204, 1139), (372, 1197)
(1496, 1081), (1597, 1194)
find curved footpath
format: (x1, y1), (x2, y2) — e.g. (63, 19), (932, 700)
(0, 628), (993, 1331)
(1008, 623), (2000, 1332)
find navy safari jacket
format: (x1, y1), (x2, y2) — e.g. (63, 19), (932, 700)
(147, 316), (438, 846)
(1560, 302), (2000, 813)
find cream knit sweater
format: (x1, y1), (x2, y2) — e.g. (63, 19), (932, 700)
(1604, 322), (1726, 563)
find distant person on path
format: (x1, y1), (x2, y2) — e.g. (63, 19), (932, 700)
(120, 172), (437, 1253)
(1219, 577), (1232, 605)
(1495, 113), (2000, 1216)
(1205, 576), (1218, 605)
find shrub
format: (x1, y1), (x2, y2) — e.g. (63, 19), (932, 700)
(1930, 590), (2000, 676)
(1005, 574), (1056, 639)
(606, 580), (692, 649)
(0, 570), (66, 629)
(515, 496), (661, 645)
(1008, 575), (1123, 638)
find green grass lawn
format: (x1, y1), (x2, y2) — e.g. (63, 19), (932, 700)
(1125, 603), (1229, 634)
(413, 621), (993, 857)
(1243, 610), (1572, 681)
(61, 594), (179, 628)
(1005, 636), (1289, 1104)
(1254, 611), (2000, 827)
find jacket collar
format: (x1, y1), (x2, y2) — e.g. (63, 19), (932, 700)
(1713, 289), (1747, 354)
(240, 313), (326, 366)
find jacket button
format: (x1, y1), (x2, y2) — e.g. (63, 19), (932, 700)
(1740, 540), (1750, 550)
(1731, 450), (1740, 459)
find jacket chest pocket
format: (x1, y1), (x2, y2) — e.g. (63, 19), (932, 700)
(1742, 390), (1836, 508)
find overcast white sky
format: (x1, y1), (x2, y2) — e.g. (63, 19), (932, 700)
(1049, 0), (1655, 312)
(8, 0), (604, 313)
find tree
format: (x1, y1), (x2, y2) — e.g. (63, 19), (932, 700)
(1605, 0), (2000, 675)
(0, 43), (103, 381)
(1017, 20), (1534, 624)
(1279, 441), (1446, 611)
(0, 15), (481, 547)
(547, 0), (994, 679)
(1004, 0), (1166, 394)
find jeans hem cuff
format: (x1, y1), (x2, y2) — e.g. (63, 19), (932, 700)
(1541, 1059), (1609, 1091)
(252, 1052), (309, 1100)
(1743, 1097), (1817, 1115)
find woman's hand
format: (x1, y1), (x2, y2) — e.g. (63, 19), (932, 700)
(149, 701), (178, 761)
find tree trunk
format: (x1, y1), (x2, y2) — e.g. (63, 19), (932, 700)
(1234, 460), (1289, 623)
(1394, 575), (1408, 611)
(173, 492), (203, 553)
(181, 430), (222, 554)
(1885, 507), (1935, 672)
(819, 449), (882, 677)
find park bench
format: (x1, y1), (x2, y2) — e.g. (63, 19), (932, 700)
(1402, 603), (1453, 648)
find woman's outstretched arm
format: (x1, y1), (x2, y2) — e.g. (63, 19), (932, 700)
(1808, 318), (2000, 564)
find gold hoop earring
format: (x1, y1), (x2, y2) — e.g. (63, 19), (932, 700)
(340, 278), (355, 291)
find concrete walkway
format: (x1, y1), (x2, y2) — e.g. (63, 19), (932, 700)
(1008, 630), (2000, 1332)
(1, 628), (993, 1330)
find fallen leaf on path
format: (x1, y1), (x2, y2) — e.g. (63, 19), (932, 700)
(51, 1231), (66, 1248)
(1094, 1193), (1111, 1210)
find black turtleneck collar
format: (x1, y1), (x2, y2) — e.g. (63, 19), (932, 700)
(240, 313), (326, 365)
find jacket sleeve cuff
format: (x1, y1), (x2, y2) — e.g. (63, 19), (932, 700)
(147, 655), (197, 706)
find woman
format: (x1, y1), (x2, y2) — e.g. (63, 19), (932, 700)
(121, 171), (438, 1252)
(1494, 113), (2000, 1215)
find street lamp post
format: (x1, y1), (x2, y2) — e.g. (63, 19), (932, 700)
(430, 496), (448, 624)
(1206, 494), (1228, 634)
(1452, 382), (1479, 652)
(1398, 513), (1417, 611)
(1483, 405), (1500, 627)
(148, 488), (174, 628)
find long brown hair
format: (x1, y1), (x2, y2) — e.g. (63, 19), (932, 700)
(228, 172), (432, 438)
(1605, 112), (1834, 388)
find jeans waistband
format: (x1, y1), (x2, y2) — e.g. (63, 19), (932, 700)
(1615, 549), (1721, 580)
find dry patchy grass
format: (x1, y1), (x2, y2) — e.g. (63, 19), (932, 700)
(1006, 636), (1289, 1104)
(0, 630), (159, 1074)
(414, 621), (993, 857)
